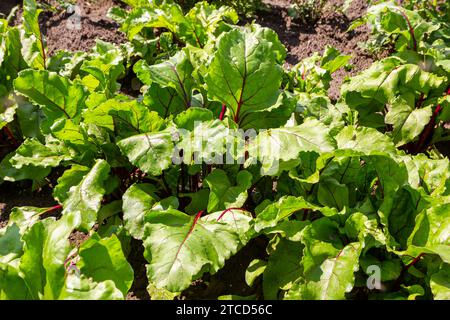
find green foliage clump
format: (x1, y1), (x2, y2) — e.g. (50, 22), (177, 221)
(0, 0), (449, 300)
(288, 0), (327, 24)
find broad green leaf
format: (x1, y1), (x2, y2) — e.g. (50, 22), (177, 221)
(286, 242), (362, 300)
(179, 2), (238, 47)
(320, 46), (351, 74)
(364, 156), (409, 243)
(365, 3), (440, 52)
(255, 196), (338, 232)
(360, 253), (402, 281)
(0, 224), (23, 265)
(0, 23), (26, 94)
(386, 187), (427, 249)
(117, 130), (174, 176)
(385, 96), (432, 146)
(263, 238), (303, 299)
(342, 57), (445, 128)
(406, 245), (450, 265)
(143, 83), (185, 118)
(22, 0), (45, 70)
(60, 274), (123, 300)
(83, 97), (165, 138)
(0, 263), (30, 300)
(245, 259), (266, 287)
(239, 91), (296, 130)
(263, 220), (309, 242)
(404, 284), (425, 300)
(77, 233), (134, 297)
(143, 209), (253, 292)
(403, 155), (450, 196)
(134, 50), (194, 108)
(174, 107), (214, 131)
(119, 3), (184, 41)
(317, 178), (349, 211)
(204, 169), (252, 212)
(14, 69), (88, 121)
(247, 119), (336, 175)
(97, 200), (123, 223)
(183, 189), (210, 215)
(430, 266), (450, 300)
(407, 203), (450, 262)
(122, 183), (158, 240)
(344, 212), (386, 250)
(8, 206), (59, 233)
(177, 119), (232, 165)
(249, 25), (287, 64)
(0, 153), (51, 184)
(80, 47), (125, 96)
(335, 125), (397, 155)
(10, 138), (73, 169)
(299, 218), (344, 276)
(0, 237), (24, 299)
(19, 213), (80, 299)
(205, 28), (283, 124)
(342, 58), (444, 108)
(16, 102), (44, 140)
(61, 160), (111, 231)
(49, 118), (90, 149)
(53, 165), (89, 204)
(0, 221), (28, 300)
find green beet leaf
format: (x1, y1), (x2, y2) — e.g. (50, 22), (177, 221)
(430, 265), (450, 300)
(205, 28), (283, 125)
(263, 237), (303, 299)
(204, 169), (252, 213)
(61, 160), (111, 231)
(19, 213), (80, 299)
(255, 196), (338, 232)
(134, 50), (194, 109)
(286, 242), (362, 300)
(77, 233), (134, 298)
(14, 69), (88, 122)
(248, 118), (336, 175)
(143, 208), (253, 292)
(117, 130), (175, 176)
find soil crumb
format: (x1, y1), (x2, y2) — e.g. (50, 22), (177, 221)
(69, 230), (90, 247)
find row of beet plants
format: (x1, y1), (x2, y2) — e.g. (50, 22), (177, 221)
(0, 0), (449, 299)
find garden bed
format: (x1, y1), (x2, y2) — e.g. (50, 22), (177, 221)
(1, 0), (448, 301)
(0, 0), (375, 219)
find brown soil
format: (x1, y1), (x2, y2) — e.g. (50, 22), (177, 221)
(39, 0), (126, 55)
(256, 0), (376, 100)
(126, 239), (151, 300)
(3, 0), (375, 100)
(0, 0), (19, 17)
(0, 203), (7, 228)
(2, 0), (126, 54)
(0, 182), (57, 222)
(181, 236), (268, 299)
(69, 230), (90, 247)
